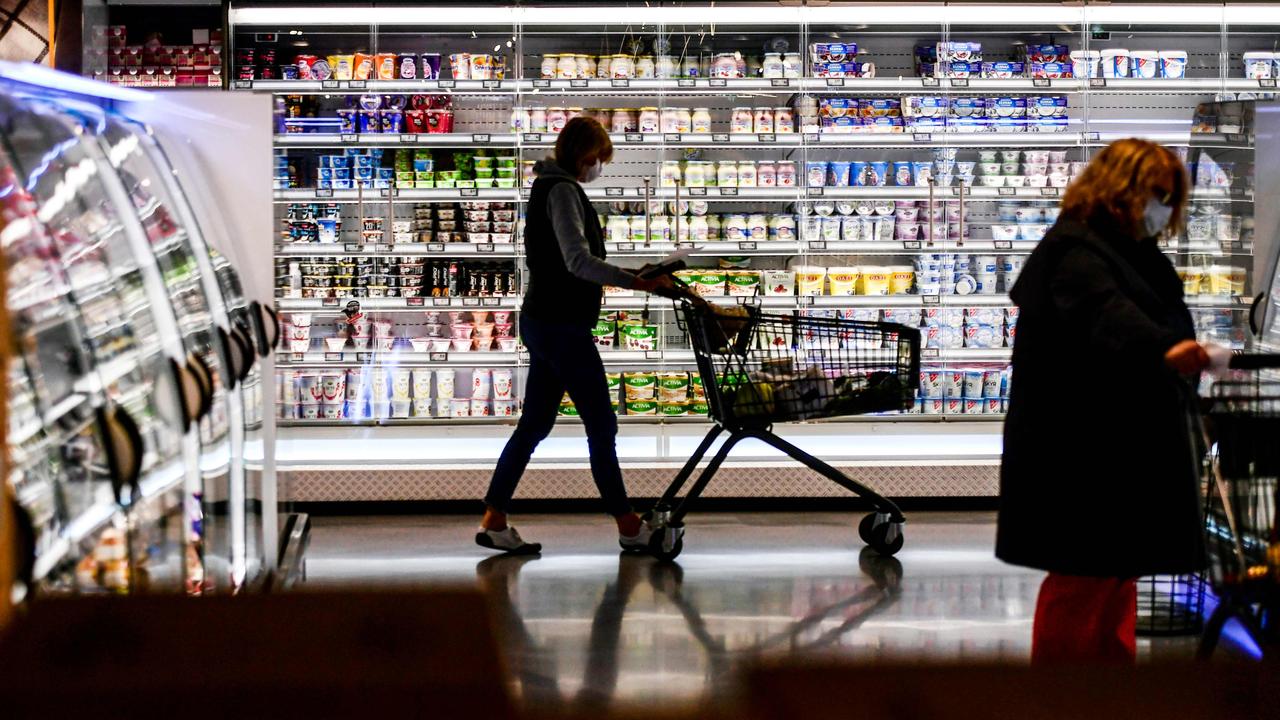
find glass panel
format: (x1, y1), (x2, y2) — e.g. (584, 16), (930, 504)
(95, 117), (236, 593)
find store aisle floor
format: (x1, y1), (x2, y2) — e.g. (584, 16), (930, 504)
(301, 512), (1192, 710)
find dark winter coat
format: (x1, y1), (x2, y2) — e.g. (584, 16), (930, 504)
(995, 215), (1205, 577)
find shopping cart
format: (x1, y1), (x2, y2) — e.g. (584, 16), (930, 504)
(641, 296), (920, 561)
(1196, 352), (1280, 659)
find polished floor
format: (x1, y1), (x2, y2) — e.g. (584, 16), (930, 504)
(303, 511), (1201, 710)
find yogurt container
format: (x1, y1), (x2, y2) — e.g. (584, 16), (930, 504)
(987, 96), (1026, 119)
(1101, 49), (1130, 78)
(982, 61), (1024, 79)
(1131, 50), (1160, 79)
(1070, 50), (1101, 78)
(1160, 50), (1187, 80)
(1243, 51), (1274, 79)
(806, 161), (828, 187)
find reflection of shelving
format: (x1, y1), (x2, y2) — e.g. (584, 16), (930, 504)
(276, 297), (521, 312)
(278, 351), (519, 367)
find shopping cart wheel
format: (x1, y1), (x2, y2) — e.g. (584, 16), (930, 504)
(859, 513), (905, 556)
(648, 524), (685, 562)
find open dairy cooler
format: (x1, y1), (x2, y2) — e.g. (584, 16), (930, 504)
(0, 62), (277, 595)
(227, 2), (1280, 502)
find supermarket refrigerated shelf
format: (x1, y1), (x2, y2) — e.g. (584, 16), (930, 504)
(276, 411), (1008, 429)
(274, 188), (517, 203)
(275, 132), (517, 148)
(276, 297), (521, 312)
(278, 351), (519, 367)
(245, 76), (1280, 96)
(276, 242), (521, 257)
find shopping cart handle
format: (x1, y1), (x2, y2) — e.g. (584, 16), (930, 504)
(1227, 352), (1280, 370)
(637, 257), (688, 280)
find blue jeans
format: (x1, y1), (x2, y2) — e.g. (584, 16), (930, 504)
(484, 314), (632, 517)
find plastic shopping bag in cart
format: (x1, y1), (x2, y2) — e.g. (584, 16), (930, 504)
(704, 304), (752, 352)
(756, 363), (836, 421)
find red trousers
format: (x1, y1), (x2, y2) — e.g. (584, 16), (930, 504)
(1031, 573), (1137, 665)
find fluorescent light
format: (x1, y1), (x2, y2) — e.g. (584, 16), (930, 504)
(804, 4), (1081, 26)
(1224, 5), (1280, 25)
(0, 60), (153, 103)
(231, 4), (801, 27)
(230, 6), (521, 26)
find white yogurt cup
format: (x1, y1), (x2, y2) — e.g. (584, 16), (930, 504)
(1160, 50), (1187, 79)
(1243, 51), (1274, 79)
(492, 369), (514, 399)
(1070, 50), (1100, 78)
(472, 369), (493, 399)
(1101, 48), (1130, 78)
(1130, 50), (1160, 79)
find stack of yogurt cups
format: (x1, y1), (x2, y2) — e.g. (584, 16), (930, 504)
(1072, 49), (1188, 79)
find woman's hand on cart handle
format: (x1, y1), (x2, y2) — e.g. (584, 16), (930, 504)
(1205, 343), (1234, 377)
(1165, 339), (1209, 374)
(634, 273), (679, 297)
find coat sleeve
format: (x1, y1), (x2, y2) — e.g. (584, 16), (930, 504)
(548, 183), (639, 289)
(1049, 245), (1184, 361)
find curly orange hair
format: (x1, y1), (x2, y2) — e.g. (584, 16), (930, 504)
(1061, 138), (1189, 238)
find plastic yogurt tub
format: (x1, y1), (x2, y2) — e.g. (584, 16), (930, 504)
(1130, 50), (1160, 79)
(1101, 49), (1130, 78)
(1160, 51), (1187, 79)
(1070, 50), (1101, 78)
(1243, 52), (1274, 79)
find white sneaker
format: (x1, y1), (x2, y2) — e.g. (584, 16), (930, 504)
(475, 525), (542, 555)
(619, 522), (654, 553)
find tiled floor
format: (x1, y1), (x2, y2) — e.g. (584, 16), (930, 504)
(302, 511), (1203, 712)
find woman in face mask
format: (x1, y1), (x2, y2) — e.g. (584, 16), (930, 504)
(996, 138), (1217, 664)
(476, 116), (679, 555)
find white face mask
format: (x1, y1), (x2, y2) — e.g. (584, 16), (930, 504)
(1142, 197), (1174, 239)
(582, 159), (604, 183)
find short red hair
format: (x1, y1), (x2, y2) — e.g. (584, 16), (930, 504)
(1061, 138), (1189, 238)
(554, 116), (613, 178)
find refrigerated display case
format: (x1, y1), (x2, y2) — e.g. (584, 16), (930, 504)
(0, 61), (275, 594)
(227, 2), (1280, 501)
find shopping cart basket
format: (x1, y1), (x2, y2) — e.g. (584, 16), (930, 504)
(642, 298), (920, 561)
(1196, 353), (1280, 660)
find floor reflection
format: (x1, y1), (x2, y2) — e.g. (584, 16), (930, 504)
(304, 512), (1044, 708)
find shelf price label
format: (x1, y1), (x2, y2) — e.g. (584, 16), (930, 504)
(430, 352), (449, 362)
(321, 80), (340, 90)
(739, 241), (757, 251)
(903, 240), (922, 250)
(340, 133), (359, 143)
(532, 79), (551, 88)
(687, 187), (707, 196)
(433, 297), (452, 307)
(348, 80), (367, 89)
(809, 187), (824, 197)
(645, 350), (663, 360)
(1033, 78), (1051, 88)
(570, 79), (589, 88)
(321, 297), (340, 307)
(482, 80), (502, 89)
(379, 188), (399, 198)
(949, 78), (969, 88)
(482, 298), (501, 307)
(922, 348), (941, 358)
(523, 133), (542, 143)
(912, 133), (933, 143)
(808, 241), (827, 251)
(998, 187), (1015, 196)
(356, 352), (373, 363)
(771, 78), (790, 88)
(462, 297), (481, 307)
(1083, 131), (1100, 141)
(615, 242), (635, 252)
(426, 242), (445, 252)
(825, 78), (845, 88)
(1040, 187), (1059, 197)
(664, 133), (682, 143)
(993, 240), (1013, 250)
(406, 297), (425, 307)
(399, 134), (418, 143)
(710, 78), (728, 88)
(677, 78), (696, 88)
(477, 244), (496, 253)
(624, 133), (645, 143)
(605, 187), (626, 197)
(719, 187), (739, 196)
(290, 353), (306, 362)
(757, 133), (776, 143)
(324, 352), (344, 362)
(520, 188), (532, 199)
(1260, 78), (1277, 89)
(437, 80), (456, 89)
(460, 188), (479, 197)
(233, 80), (253, 90)
(921, 77), (940, 87)
(611, 78), (630, 88)
(798, 296), (815, 306)
(712, 133), (730, 143)
(922, 295), (941, 306)
(472, 133), (491, 143)
(803, 132), (820, 143)
(1089, 78), (1107, 88)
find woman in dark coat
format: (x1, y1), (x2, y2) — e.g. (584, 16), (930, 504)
(996, 138), (1212, 664)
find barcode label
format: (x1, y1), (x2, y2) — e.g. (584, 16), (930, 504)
(923, 348), (941, 357)
(645, 350), (663, 360)
(803, 133), (820, 143)
(1260, 79), (1277, 88)
(1040, 187), (1058, 197)
(290, 353), (305, 362)
(356, 352), (373, 363)
(321, 80), (340, 89)
(233, 80), (253, 89)
(321, 298), (339, 307)
(798, 296), (815, 306)
(379, 189), (398, 198)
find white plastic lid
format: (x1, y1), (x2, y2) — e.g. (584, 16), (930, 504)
(1243, 51), (1274, 60)
(1070, 50), (1101, 58)
(1101, 48), (1130, 56)
(1130, 50), (1160, 57)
